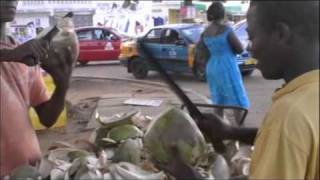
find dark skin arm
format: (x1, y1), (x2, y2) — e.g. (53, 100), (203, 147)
(34, 82), (68, 128)
(200, 113), (258, 145)
(0, 39), (48, 66)
(35, 47), (73, 128)
(1, 37), (73, 128)
(228, 30), (244, 54)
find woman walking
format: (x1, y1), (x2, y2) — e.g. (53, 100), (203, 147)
(202, 2), (250, 121)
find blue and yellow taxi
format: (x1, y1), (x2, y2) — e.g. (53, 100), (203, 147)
(120, 22), (256, 81)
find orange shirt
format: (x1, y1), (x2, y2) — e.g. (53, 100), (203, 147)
(0, 38), (49, 176)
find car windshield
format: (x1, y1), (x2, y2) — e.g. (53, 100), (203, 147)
(181, 26), (205, 43)
(233, 20), (249, 51)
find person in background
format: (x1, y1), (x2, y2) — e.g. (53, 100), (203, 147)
(36, 27), (44, 35)
(0, 0), (74, 176)
(155, 1), (319, 179)
(225, 13), (235, 27)
(202, 2), (250, 121)
(135, 21), (144, 35)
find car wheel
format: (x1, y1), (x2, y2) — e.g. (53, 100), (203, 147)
(79, 61), (88, 66)
(242, 70), (254, 76)
(193, 61), (207, 82)
(132, 59), (148, 79)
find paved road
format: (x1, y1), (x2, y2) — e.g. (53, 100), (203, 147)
(72, 61), (283, 127)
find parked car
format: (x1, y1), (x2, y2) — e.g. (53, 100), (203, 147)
(75, 27), (123, 65)
(120, 22), (256, 80)
(233, 20), (256, 76)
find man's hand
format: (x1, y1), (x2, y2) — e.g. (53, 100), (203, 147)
(40, 46), (73, 89)
(35, 46), (74, 128)
(153, 145), (203, 180)
(5, 39), (49, 66)
(199, 113), (258, 145)
(198, 113), (233, 140)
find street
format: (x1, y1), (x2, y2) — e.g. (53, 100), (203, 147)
(72, 61), (283, 128)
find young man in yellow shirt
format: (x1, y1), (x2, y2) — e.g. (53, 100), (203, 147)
(155, 1), (319, 179)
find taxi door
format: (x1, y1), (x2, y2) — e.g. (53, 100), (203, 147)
(160, 29), (189, 72)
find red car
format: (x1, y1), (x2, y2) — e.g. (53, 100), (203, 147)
(75, 27), (123, 65)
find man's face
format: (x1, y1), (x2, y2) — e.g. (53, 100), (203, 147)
(246, 6), (286, 80)
(0, 0), (18, 23)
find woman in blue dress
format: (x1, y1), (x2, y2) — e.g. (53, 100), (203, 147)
(201, 2), (250, 121)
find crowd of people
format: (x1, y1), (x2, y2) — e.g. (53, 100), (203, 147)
(0, 0), (319, 179)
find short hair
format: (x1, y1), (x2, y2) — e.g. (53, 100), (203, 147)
(207, 2), (225, 22)
(250, 1), (319, 41)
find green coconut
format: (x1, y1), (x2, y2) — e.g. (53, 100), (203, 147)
(36, 14), (79, 68)
(92, 127), (118, 148)
(96, 109), (138, 129)
(67, 150), (90, 162)
(144, 108), (206, 165)
(10, 165), (41, 179)
(112, 139), (143, 164)
(107, 125), (143, 142)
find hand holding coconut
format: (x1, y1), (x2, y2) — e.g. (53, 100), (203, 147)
(37, 13), (79, 89)
(0, 39), (49, 66)
(34, 13), (80, 128)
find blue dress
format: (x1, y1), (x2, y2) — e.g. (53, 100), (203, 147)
(204, 27), (250, 109)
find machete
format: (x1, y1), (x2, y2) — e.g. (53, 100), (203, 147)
(137, 39), (226, 153)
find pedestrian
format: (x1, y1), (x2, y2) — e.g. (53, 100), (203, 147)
(135, 21), (144, 35)
(0, 0), (74, 176)
(155, 1), (319, 179)
(201, 2), (250, 121)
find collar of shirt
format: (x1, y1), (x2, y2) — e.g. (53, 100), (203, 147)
(272, 70), (319, 102)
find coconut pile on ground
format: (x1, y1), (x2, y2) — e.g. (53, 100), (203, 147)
(7, 108), (252, 180)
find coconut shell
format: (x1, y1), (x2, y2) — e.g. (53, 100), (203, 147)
(144, 108), (206, 165)
(10, 165), (41, 180)
(96, 109), (138, 129)
(37, 15), (79, 68)
(107, 125), (143, 142)
(211, 154), (230, 179)
(112, 139), (143, 164)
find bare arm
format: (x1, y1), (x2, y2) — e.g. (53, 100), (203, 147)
(0, 39), (48, 66)
(200, 114), (258, 145)
(228, 30), (244, 54)
(226, 127), (258, 145)
(35, 82), (68, 128)
(35, 48), (73, 128)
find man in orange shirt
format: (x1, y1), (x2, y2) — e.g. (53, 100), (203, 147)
(0, 1), (73, 176)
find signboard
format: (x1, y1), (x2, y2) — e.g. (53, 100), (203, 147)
(180, 6), (196, 19)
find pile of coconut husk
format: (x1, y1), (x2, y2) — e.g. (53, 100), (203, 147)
(7, 108), (252, 180)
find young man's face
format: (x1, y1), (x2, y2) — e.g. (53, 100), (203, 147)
(0, 0), (18, 23)
(246, 6), (286, 80)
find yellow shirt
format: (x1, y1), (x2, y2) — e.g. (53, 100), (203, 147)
(250, 70), (319, 179)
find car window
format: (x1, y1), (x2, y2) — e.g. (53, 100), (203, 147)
(93, 29), (105, 40)
(181, 26), (204, 43)
(234, 22), (249, 49)
(234, 22), (247, 41)
(144, 29), (162, 43)
(77, 30), (93, 41)
(104, 30), (119, 41)
(162, 29), (182, 44)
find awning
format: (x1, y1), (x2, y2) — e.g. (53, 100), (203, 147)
(224, 5), (242, 14)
